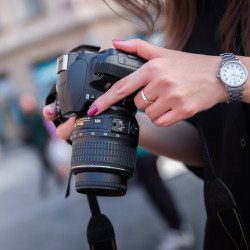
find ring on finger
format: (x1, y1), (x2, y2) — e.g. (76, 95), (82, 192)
(141, 90), (154, 104)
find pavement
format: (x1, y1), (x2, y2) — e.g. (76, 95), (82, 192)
(0, 143), (206, 250)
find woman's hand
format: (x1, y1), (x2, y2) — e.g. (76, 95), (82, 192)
(87, 39), (228, 127)
(43, 103), (75, 140)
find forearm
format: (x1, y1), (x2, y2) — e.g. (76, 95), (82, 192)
(136, 112), (203, 167)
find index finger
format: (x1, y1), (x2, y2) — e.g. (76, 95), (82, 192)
(87, 65), (148, 116)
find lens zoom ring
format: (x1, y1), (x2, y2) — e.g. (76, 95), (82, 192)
(71, 141), (136, 170)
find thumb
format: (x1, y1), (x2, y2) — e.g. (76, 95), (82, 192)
(112, 38), (166, 60)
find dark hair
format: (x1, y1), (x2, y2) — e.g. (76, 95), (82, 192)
(104, 0), (250, 55)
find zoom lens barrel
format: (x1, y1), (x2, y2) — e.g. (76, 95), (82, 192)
(70, 110), (139, 196)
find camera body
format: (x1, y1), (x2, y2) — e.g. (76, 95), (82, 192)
(56, 45), (145, 196)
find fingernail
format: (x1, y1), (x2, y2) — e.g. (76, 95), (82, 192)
(44, 106), (54, 116)
(87, 104), (99, 116)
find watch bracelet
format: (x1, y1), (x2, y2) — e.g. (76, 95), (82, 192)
(221, 53), (239, 65)
(226, 85), (244, 103)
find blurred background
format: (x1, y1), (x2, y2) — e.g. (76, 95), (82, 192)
(0, 0), (206, 249)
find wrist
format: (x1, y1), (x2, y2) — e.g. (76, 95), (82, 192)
(210, 56), (228, 103)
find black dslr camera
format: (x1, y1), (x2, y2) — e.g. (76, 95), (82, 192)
(56, 45), (145, 197)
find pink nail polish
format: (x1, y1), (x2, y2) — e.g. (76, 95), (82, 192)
(46, 110), (53, 116)
(45, 107), (53, 116)
(87, 104), (98, 116)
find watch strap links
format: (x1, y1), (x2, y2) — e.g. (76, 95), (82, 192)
(220, 53), (239, 65)
(226, 85), (244, 103)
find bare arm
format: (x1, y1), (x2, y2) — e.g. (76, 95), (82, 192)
(136, 112), (203, 167)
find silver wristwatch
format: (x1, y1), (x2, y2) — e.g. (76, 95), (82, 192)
(218, 53), (248, 103)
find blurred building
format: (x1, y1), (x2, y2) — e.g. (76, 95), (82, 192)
(0, 0), (138, 141)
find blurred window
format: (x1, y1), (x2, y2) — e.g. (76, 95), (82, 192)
(24, 0), (44, 18)
(0, 74), (11, 99)
(32, 57), (57, 106)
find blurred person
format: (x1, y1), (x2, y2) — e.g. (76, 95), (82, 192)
(0, 107), (6, 147)
(136, 147), (194, 250)
(45, 119), (71, 180)
(0, 107), (6, 159)
(19, 92), (63, 196)
(43, 0), (250, 249)
(0, 98), (14, 149)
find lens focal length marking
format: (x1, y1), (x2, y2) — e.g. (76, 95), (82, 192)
(70, 131), (135, 140)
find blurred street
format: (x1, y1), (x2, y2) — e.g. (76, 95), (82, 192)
(0, 144), (206, 250)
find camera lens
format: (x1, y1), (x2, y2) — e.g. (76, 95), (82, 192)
(70, 110), (139, 197)
(75, 172), (128, 196)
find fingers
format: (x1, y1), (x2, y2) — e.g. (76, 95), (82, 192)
(112, 39), (167, 60)
(153, 110), (183, 127)
(43, 102), (75, 140)
(56, 117), (75, 140)
(87, 66), (149, 116)
(87, 39), (169, 116)
(145, 98), (171, 120)
(43, 103), (58, 121)
(134, 91), (172, 123)
(133, 80), (161, 111)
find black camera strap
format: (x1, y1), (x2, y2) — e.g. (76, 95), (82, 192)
(65, 171), (117, 250)
(197, 117), (249, 249)
(64, 170), (117, 250)
(87, 195), (117, 250)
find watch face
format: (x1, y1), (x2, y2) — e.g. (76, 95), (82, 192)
(219, 61), (248, 87)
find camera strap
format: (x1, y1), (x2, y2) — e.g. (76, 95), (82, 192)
(86, 195), (117, 250)
(64, 171), (117, 250)
(198, 117), (249, 249)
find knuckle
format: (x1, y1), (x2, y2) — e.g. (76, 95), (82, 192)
(147, 59), (161, 73)
(133, 97), (145, 111)
(113, 80), (126, 97)
(134, 101), (144, 111)
(167, 90), (184, 105)
(153, 118), (166, 127)
(137, 106), (145, 112)
(145, 108), (156, 120)
(157, 76), (169, 89)
(180, 104), (195, 118)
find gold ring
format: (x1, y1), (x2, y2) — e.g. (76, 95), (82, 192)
(141, 90), (154, 104)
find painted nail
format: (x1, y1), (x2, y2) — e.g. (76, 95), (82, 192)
(87, 104), (99, 116)
(44, 106), (54, 116)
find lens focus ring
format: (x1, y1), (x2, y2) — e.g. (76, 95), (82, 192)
(71, 140), (136, 172)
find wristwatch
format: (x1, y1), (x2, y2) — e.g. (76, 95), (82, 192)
(218, 53), (248, 103)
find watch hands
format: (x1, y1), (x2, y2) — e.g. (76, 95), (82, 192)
(232, 73), (242, 77)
